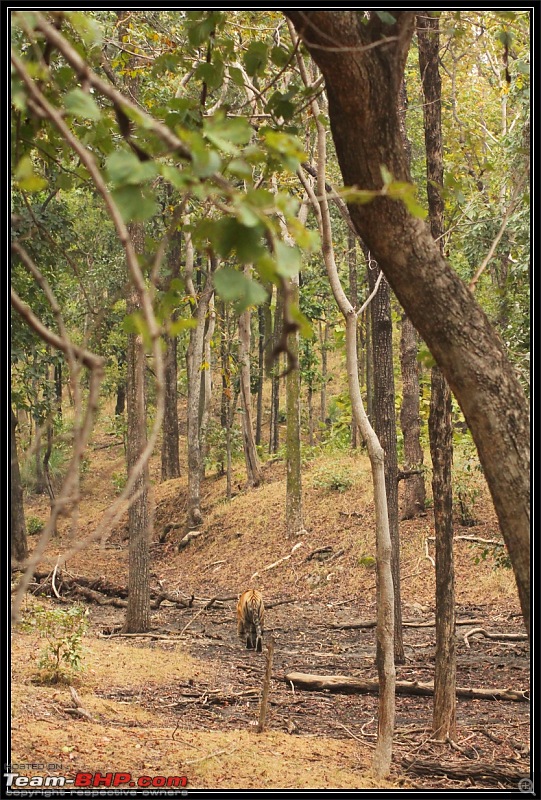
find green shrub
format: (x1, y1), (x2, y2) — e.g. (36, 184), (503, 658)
(20, 604), (88, 684)
(27, 515), (45, 535)
(312, 465), (353, 493)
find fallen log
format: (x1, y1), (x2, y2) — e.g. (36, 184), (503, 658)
(402, 756), (529, 785)
(331, 618), (483, 630)
(464, 627), (528, 648)
(284, 672), (529, 702)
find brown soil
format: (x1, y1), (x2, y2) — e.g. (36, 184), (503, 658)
(11, 429), (530, 791)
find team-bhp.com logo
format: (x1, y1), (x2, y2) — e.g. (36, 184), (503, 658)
(4, 771), (188, 790)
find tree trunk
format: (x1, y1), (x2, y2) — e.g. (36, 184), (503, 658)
(11, 406), (28, 563)
(115, 380), (126, 416)
(319, 319), (329, 434)
(285, 11), (530, 637)
(299, 74), (394, 777)
(418, 11), (457, 740)
(54, 361), (62, 419)
(367, 263), (404, 664)
(397, 75), (426, 520)
(399, 314), (426, 518)
(430, 365), (456, 739)
(124, 221), (151, 634)
(161, 222), (181, 481)
(256, 304), (266, 446)
(238, 274), (262, 487)
(269, 286), (283, 454)
(348, 229), (359, 448)
(199, 294), (215, 479)
(185, 247), (215, 528)
(117, 14), (151, 633)
(161, 332), (180, 480)
(286, 274), (304, 536)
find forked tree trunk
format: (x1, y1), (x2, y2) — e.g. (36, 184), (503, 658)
(285, 11), (530, 637)
(290, 33), (395, 772)
(418, 11), (457, 740)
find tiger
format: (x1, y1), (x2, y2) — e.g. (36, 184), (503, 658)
(236, 589), (265, 652)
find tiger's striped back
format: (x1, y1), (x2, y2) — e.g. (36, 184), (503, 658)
(237, 589), (264, 652)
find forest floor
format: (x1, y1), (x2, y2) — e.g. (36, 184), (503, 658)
(11, 423), (530, 791)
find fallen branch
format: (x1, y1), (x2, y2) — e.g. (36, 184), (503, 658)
(284, 672), (529, 702)
(428, 535), (503, 547)
(402, 756), (528, 785)
(251, 542), (303, 580)
(178, 530), (203, 550)
(331, 617), (483, 630)
(464, 627), (528, 648)
(185, 745), (238, 765)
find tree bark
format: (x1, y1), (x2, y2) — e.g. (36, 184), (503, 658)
(269, 285), (283, 454)
(185, 250), (214, 528)
(238, 272), (262, 487)
(161, 222), (181, 481)
(11, 406), (28, 563)
(399, 314), (426, 518)
(285, 11), (530, 637)
(285, 274), (304, 536)
(368, 262), (404, 664)
(418, 11), (457, 740)
(348, 229), (359, 448)
(299, 78), (395, 777)
(123, 221), (151, 634)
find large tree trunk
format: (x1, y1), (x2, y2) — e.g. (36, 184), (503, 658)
(367, 262), (404, 664)
(285, 11), (530, 636)
(124, 222), (151, 634)
(11, 406), (28, 563)
(418, 11), (457, 740)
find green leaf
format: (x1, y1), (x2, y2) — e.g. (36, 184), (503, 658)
(187, 12), (223, 46)
(273, 240), (302, 278)
(67, 12), (103, 47)
(191, 147), (222, 178)
(214, 268), (269, 311)
(13, 155), (48, 192)
(243, 41), (269, 77)
(168, 318), (198, 336)
(106, 150), (158, 185)
(160, 163), (193, 190)
(270, 45), (291, 67)
(194, 60), (224, 90)
(374, 11), (397, 25)
(204, 114), (253, 153)
(111, 186), (158, 222)
(64, 89), (101, 121)
(289, 303), (314, 339)
(225, 158), (254, 179)
(229, 66), (245, 86)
